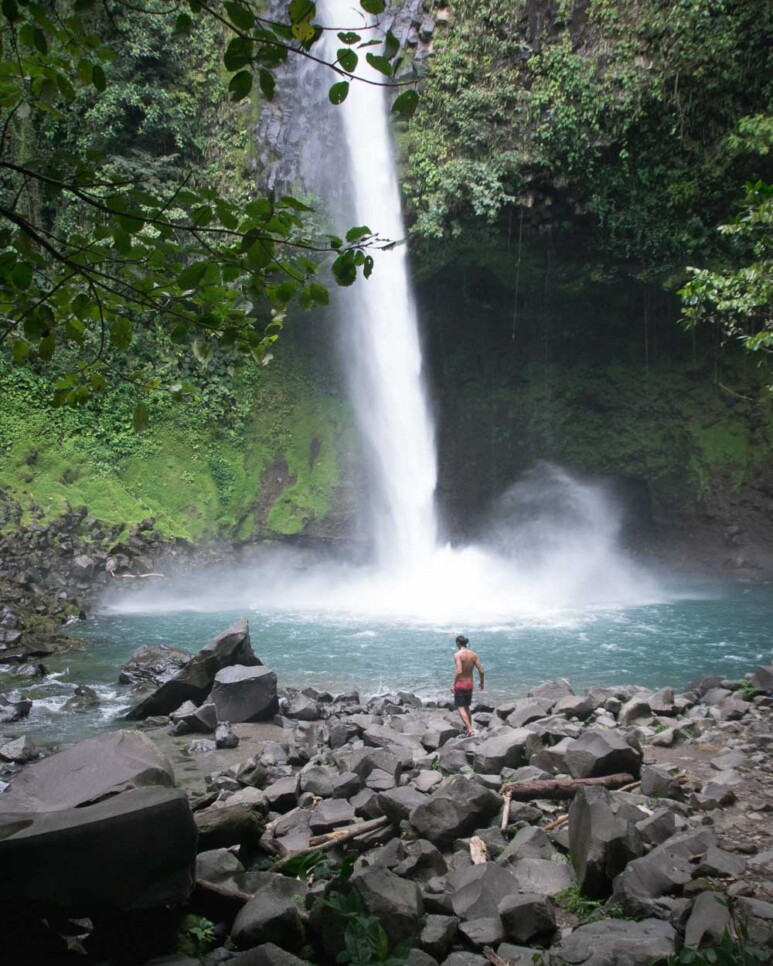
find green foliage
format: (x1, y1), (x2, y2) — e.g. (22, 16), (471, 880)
(555, 884), (603, 919)
(664, 931), (768, 966)
(0, 0), (418, 409)
(320, 890), (411, 966)
(680, 181), (772, 368)
(176, 914), (215, 959)
(406, 0), (772, 276)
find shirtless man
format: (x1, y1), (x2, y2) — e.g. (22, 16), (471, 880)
(452, 634), (484, 737)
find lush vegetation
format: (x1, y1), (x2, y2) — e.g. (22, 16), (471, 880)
(0, 0), (418, 425)
(406, 0), (771, 272)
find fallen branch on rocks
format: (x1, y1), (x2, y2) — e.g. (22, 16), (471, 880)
(617, 779), (642, 792)
(110, 572), (165, 579)
(195, 877), (254, 904)
(269, 816), (389, 871)
(470, 835), (489, 864)
(483, 946), (514, 966)
(500, 772), (635, 801)
(500, 790), (512, 830)
(543, 813), (569, 832)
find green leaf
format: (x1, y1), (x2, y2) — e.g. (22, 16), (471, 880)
(329, 81), (349, 105)
(225, 1), (255, 31)
(110, 317), (133, 349)
(360, 0), (385, 13)
(246, 238), (274, 269)
(338, 48), (358, 72)
(224, 36), (253, 71)
(391, 89), (419, 118)
(384, 30), (399, 59)
(132, 402), (150, 432)
(280, 195), (313, 212)
(112, 227), (132, 255)
(2, 0), (19, 23)
(92, 64), (106, 92)
(346, 225), (371, 242)
(338, 31), (361, 44)
(366, 53), (392, 76)
(11, 338), (29, 364)
(177, 261), (208, 290)
(10, 261), (32, 290)
(229, 69), (253, 101)
(38, 332), (56, 361)
(90, 372), (107, 392)
(192, 205), (213, 227)
(288, 0), (315, 23)
(332, 251), (357, 286)
(259, 69), (275, 100)
(174, 12), (193, 34)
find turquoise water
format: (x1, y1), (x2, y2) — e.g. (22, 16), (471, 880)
(1, 579), (771, 747)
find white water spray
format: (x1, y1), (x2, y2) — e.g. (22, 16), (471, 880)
(324, 1), (437, 570)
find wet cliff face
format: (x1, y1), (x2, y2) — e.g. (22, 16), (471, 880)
(416, 227), (773, 570)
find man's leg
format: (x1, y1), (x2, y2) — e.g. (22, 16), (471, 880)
(458, 705), (474, 735)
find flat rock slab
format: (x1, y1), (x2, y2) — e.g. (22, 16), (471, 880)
(509, 856), (576, 896)
(0, 786), (196, 908)
(211, 665), (278, 723)
(0, 730), (174, 812)
(550, 918), (677, 966)
(309, 799), (355, 834)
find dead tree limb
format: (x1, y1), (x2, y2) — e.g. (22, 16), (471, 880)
(483, 946), (514, 966)
(543, 813), (569, 832)
(500, 773), (635, 801)
(500, 790), (512, 830)
(269, 816), (389, 871)
(195, 878), (254, 904)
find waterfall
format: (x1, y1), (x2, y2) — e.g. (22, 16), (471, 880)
(318, 1), (438, 572)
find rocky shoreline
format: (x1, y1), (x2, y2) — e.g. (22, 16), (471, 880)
(1, 619), (771, 965)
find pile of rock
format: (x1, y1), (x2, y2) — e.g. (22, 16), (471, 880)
(0, 488), (175, 662)
(2, 622), (771, 964)
(134, 653), (770, 965)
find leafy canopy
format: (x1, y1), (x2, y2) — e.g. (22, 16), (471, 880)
(0, 0), (419, 427)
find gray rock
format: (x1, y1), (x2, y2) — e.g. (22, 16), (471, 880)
(419, 915), (459, 961)
(309, 799), (355, 834)
(610, 828), (716, 916)
(394, 839), (448, 881)
(227, 944), (310, 966)
(636, 808), (679, 848)
(498, 825), (555, 865)
(409, 776), (501, 845)
(215, 722), (239, 749)
(378, 786), (427, 825)
(695, 845), (746, 878)
(0, 730), (174, 811)
(299, 765), (336, 798)
(684, 891), (731, 948)
(171, 700), (218, 734)
(498, 892), (556, 943)
(406, 951), (439, 966)
(0, 735), (37, 763)
(568, 786), (644, 898)
(187, 738), (217, 754)
(737, 896), (773, 947)
(459, 917), (505, 947)
(751, 665), (773, 692)
(506, 698), (554, 728)
(350, 747), (402, 784)
(264, 775), (299, 812)
(0, 786), (196, 907)
(126, 618), (257, 719)
(509, 856), (575, 896)
(529, 679), (574, 705)
(440, 954), (487, 966)
(211, 665), (278, 723)
(351, 866), (423, 945)
(565, 729), (642, 779)
(331, 771), (361, 799)
(231, 872), (307, 951)
(286, 695), (319, 721)
(554, 694), (599, 720)
(62, 684), (100, 712)
(449, 863), (520, 920)
(120, 643), (193, 690)
(195, 847), (246, 897)
(550, 918), (677, 965)
(415, 770), (443, 793)
(472, 728), (533, 773)
(640, 764), (685, 801)
(366, 768), (397, 791)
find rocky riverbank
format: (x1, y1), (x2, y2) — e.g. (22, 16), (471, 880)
(0, 619), (771, 965)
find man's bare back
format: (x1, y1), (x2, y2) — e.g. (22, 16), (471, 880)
(452, 634), (484, 736)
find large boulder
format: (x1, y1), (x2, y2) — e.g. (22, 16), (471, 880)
(351, 867), (423, 945)
(565, 730), (642, 779)
(568, 786), (645, 898)
(126, 618), (257, 720)
(498, 893), (556, 944)
(211, 665), (278, 723)
(550, 919), (677, 965)
(231, 872), (307, 951)
(449, 863), (520, 920)
(0, 786), (196, 908)
(610, 828), (716, 916)
(509, 857), (576, 896)
(409, 777), (501, 845)
(0, 730), (174, 812)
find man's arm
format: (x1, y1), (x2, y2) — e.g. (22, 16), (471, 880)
(475, 655), (485, 690)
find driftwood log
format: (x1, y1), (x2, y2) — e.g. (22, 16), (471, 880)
(500, 772), (636, 802)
